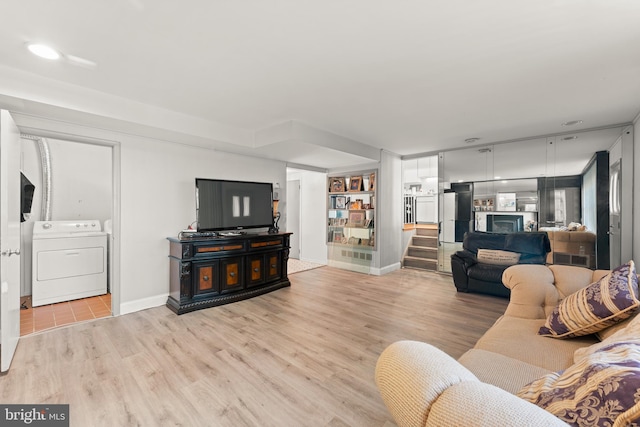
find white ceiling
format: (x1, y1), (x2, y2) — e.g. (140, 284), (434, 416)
(1, 1), (639, 169)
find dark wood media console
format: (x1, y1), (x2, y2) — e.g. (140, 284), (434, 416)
(167, 232), (292, 314)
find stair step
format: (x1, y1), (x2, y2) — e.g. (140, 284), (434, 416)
(408, 246), (437, 259)
(403, 256), (438, 271)
(412, 235), (437, 248)
(416, 227), (438, 237)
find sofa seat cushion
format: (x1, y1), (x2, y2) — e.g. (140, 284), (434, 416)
(474, 316), (597, 372)
(468, 262), (509, 283)
(464, 232), (507, 254)
(459, 349), (552, 394)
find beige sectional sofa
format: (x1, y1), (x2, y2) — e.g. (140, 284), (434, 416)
(375, 263), (639, 426)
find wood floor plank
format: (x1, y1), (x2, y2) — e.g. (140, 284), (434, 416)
(0, 266), (508, 426)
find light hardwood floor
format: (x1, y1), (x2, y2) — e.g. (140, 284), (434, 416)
(0, 267), (508, 426)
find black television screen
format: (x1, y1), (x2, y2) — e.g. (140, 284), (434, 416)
(196, 178), (274, 232)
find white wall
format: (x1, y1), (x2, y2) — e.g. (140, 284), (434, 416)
(286, 168), (327, 264)
(22, 138), (113, 223)
(118, 136), (286, 313)
(378, 151), (403, 273)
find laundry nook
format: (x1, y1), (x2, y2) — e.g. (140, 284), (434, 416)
(17, 134), (114, 336)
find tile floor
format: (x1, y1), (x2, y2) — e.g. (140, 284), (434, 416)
(288, 258), (325, 274)
(20, 293), (111, 336)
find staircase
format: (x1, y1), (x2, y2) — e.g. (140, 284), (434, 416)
(403, 225), (438, 271)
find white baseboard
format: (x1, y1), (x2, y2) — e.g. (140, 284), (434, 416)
(378, 262), (401, 275)
(297, 257), (327, 265)
(119, 293), (168, 316)
(326, 260), (401, 276)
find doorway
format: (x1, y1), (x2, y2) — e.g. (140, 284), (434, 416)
(287, 179), (301, 259)
(18, 134), (120, 335)
(286, 167), (327, 266)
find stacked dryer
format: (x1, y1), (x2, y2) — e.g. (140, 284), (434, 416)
(32, 220), (107, 307)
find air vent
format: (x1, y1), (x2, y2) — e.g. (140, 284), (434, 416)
(340, 250), (372, 261)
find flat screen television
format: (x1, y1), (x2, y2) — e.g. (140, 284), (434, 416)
(195, 178), (274, 232)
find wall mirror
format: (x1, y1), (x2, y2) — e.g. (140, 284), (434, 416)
(438, 126), (626, 273)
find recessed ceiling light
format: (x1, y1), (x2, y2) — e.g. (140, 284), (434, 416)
(465, 137), (481, 143)
(457, 179), (464, 183)
(494, 176), (501, 179)
(26, 42), (60, 60)
(562, 136), (578, 141)
(561, 120), (583, 127)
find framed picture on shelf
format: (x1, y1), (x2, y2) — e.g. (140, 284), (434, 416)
(333, 230), (343, 243)
(348, 211), (365, 226)
(329, 177), (345, 193)
(497, 192), (516, 211)
(369, 173), (375, 191)
(335, 196), (347, 209)
(349, 176), (362, 192)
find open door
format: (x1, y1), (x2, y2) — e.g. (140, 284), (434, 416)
(1, 110), (22, 372)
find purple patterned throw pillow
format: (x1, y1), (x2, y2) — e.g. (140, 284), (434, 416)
(539, 261), (639, 338)
(518, 341), (640, 426)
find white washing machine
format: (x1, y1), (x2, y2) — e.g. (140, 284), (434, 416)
(32, 220), (108, 307)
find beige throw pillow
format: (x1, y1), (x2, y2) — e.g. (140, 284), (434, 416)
(476, 249), (520, 266)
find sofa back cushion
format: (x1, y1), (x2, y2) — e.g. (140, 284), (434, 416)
(463, 232), (507, 255)
(463, 231), (550, 265)
(504, 232), (551, 264)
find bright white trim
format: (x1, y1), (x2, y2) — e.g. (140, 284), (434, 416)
(326, 260), (400, 276)
(119, 293), (168, 316)
(378, 262), (401, 275)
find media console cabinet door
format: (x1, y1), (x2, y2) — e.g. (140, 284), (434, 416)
(247, 255), (266, 287)
(221, 257), (244, 293)
(267, 252), (282, 281)
(193, 261), (220, 296)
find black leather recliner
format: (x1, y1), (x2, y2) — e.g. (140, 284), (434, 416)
(451, 231), (551, 298)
